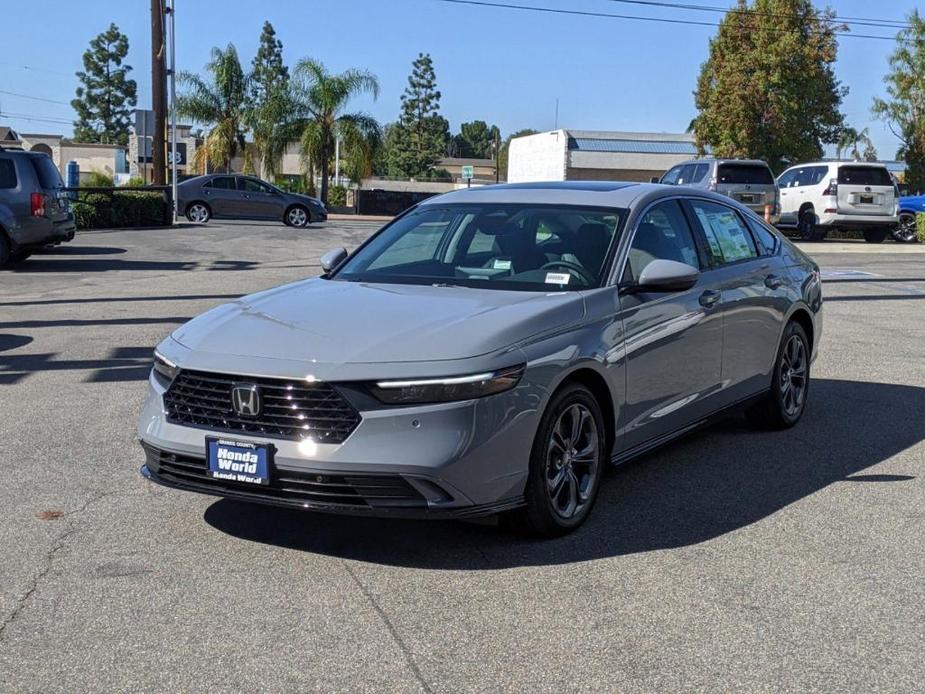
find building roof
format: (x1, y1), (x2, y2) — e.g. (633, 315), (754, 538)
(564, 129), (701, 156)
(0, 127), (20, 141)
(438, 157), (496, 167)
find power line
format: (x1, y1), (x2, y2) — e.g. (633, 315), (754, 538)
(0, 90), (70, 106)
(0, 61), (72, 78)
(0, 110), (73, 126)
(601, 0), (910, 31)
(432, 0), (903, 41)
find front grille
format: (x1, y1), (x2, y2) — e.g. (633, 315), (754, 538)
(163, 370), (360, 444)
(144, 445), (427, 509)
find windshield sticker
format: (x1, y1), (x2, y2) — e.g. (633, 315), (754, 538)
(545, 272), (570, 285)
(493, 259), (512, 270)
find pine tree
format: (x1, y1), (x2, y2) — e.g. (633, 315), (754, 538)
(691, 0), (846, 172)
(388, 53), (448, 177)
(71, 23), (137, 146)
(455, 120), (501, 159)
(247, 21), (292, 178)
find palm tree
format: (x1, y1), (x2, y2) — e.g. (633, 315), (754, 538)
(290, 58), (380, 203)
(836, 126), (878, 162)
(177, 44), (248, 173)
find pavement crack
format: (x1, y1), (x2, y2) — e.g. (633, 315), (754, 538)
(342, 560), (434, 694)
(0, 488), (132, 642)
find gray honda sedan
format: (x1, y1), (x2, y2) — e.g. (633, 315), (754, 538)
(139, 181), (822, 536)
(177, 174), (327, 226)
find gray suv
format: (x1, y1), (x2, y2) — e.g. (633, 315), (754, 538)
(177, 174), (327, 226)
(0, 149), (75, 266)
(657, 158), (780, 223)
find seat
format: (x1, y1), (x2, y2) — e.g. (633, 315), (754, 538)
(566, 223), (611, 278)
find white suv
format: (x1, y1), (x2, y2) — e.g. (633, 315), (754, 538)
(776, 162), (899, 242)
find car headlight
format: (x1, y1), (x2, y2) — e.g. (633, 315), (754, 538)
(152, 350), (179, 385)
(370, 365), (525, 405)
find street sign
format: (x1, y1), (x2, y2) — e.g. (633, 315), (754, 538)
(461, 165), (474, 180)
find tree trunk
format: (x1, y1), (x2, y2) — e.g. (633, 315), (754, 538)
(320, 144), (330, 204)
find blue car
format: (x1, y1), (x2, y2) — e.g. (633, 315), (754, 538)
(898, 195), (925, 242)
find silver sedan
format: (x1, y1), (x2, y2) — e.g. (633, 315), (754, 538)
(138, 181), (822, 536)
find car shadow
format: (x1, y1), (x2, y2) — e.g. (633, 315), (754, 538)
(203, 378), (924, 569)
(36, 245), (127, 255)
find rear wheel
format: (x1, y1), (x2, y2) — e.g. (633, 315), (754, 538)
(505, 383), (606, 536)
(893, 213), (917, 243)
(863, 228), (887, 244)
(285, 205), (309, 228)
(798, 209), (824, 241)
(746, 321), (810, 430)
(186, 202), (211, 224)
(0, 233), (9, 267)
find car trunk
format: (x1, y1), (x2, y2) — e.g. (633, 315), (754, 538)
(715, 163), (778, 213)
(835, 166), (895, 217)
(29, 155), (70, 226)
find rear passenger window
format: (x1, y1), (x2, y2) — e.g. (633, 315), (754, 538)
(0, 159), (16, 189)
(745, 217), (779, 255)
(625, 201), (700, 282)
(717, 163), (775, 185)
(689, 200), (758, 264)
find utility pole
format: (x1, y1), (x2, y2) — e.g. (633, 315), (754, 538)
(167, 0), (178, 222)
(151, 0), (167, 186)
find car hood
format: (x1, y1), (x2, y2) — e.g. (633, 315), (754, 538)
(171, 278), (585, 364)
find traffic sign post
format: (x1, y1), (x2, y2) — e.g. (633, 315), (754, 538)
(462, 165), (474, 188)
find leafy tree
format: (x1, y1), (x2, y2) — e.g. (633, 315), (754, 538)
(836, 126), (877, 162)
(246, 21), (292, 178)
(387, 53), (447, 177)
(498, 128), (538, 180)
(454, 120), (501, 159)
(691, 0), (846, 172)
(873, 10), (925, 191)
(71, 23), (137, 145)
(177, 44), (249, 173)
(290, 58), (380, 203)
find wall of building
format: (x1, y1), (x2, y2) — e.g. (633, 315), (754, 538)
(507, 131), (568, 183)
(567, 150), (691, 180)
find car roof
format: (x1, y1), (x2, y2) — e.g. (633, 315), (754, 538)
(416, 180), (747, 211)
(784, 161), (889, 169)
(671, 158), (771, 167)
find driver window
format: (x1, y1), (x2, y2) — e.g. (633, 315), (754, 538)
(660, 165), (683, 185)
(625, 201), (700, 283)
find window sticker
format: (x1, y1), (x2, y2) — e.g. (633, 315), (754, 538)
(545, 272), (570, 285)
(492, 259), (512, 270)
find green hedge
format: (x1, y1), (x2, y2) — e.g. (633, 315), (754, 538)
(328, 184), (347, 207)
(917, 213), (925, 243)
(72, 191), (169, 230)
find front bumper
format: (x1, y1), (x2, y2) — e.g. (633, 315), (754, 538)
(137, 369), (540, 518)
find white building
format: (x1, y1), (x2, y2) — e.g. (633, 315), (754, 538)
(508, 129), (702, 183)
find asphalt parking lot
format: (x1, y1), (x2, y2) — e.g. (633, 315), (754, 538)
(1, 220), (923, 692)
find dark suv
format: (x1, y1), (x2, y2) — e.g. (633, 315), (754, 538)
(0, 149), (75, 266)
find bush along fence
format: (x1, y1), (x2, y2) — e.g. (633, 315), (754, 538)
(917, 213), (925, 244)
(66, 187), (173, 230)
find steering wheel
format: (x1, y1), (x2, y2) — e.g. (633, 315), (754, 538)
(539, 260), (595, 286)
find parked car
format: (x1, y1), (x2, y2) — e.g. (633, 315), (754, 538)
(897, 193), (925, 243)
(655, 158), (780, 223)
(776, 161), (900, 242)
(177, 174), (327, 226)
(138, 181), (822, 536)
(0, 149), (75, 266)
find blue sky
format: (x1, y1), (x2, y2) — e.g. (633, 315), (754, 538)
(0, 0), (916, 158)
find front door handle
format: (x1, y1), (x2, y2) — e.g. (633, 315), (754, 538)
(764, 274), (784, 290)
(699, 289), (721, 308)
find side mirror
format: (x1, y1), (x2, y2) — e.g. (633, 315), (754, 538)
(631, 259), (700, 293)
(650, 176), (661, 184)
(320, 247), (348, 274)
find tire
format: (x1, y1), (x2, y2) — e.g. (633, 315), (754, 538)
(746, 321), (811, 430)
(285, 205), (309, 228)
(893, 213), (918, 243)
(185, 202), (211, 224)
(0, 233), (9, 267)
(798, 209), (823, 241)
(863, 228), (887, 244)
(504, 382), (606, 536)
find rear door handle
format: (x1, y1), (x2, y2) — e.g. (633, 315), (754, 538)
(699, 289), (721, 308)
(764, 274), (784, 289)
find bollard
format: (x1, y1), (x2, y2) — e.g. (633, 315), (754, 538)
(764, 204), (772, 223)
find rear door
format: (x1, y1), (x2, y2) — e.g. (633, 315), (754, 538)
(836, 165), (896, 218)
(716, 162), (777, 216)
(200, 176), (238, 217)
(28, 154), (70, 228)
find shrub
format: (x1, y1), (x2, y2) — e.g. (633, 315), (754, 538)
(328, 184), (347, 207)
(73, 191), (168, 229)
(81, 170), (115, 188)
(917, 213), (925, 243)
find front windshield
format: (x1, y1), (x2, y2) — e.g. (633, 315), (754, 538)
(334, 204), (627, 291)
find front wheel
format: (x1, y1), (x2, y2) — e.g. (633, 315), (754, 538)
(505, 383), (606, 536)
(893, 213), (918, 243)
(863, 228), (887, 244)
(286, 206), (309, 228)
(746, 321), (810, 430)
(185, 202), (211, 224)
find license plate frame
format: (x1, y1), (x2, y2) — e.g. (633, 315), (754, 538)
(206, 437), (272, 486)
(859, 195), (874, 204)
